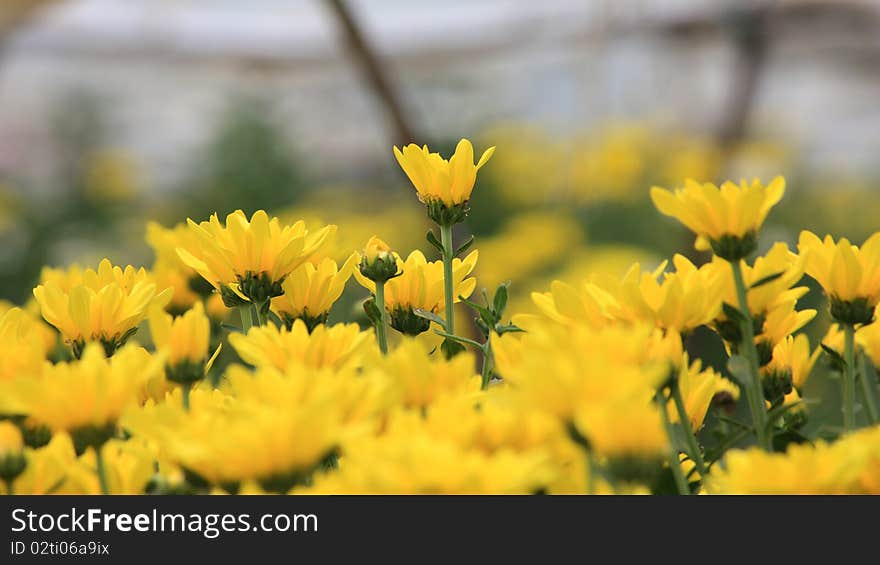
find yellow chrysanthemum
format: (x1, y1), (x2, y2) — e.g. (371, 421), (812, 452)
(33, 259), (171, 356)
(6, 344), (161, 444)
(354, 249), (478, 335)
(1, 434), (74, 495)
(229, 320), (375, 373)
(529, 279), (617, 329)
(671, 356), (739, 432)
(393, 138), (495, 208)
(176, 210), (336, 304)
(0, 421), (23, 456)
(369, 338), (480, 409)
(601, 255), (724, 333)
(798, 230), (880, 325)
(650, 176), (785, 259)
(301, 420), (551, 495)
(0, 307), (54, 382)
(270, 253), (358, 330)
(146, 221), (208, 311)
(59, 438), (157, 495)
(126, 367), (357, 491)
(764, 334), (820, 391)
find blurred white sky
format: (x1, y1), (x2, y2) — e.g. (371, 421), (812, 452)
(1, 0), (880, 192)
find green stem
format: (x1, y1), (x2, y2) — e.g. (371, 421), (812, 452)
(730, 260), (771, 450)
(657, 392), (689, 495)
(480, 341), (493, 390)
(440, 223), (455, 335)
(182, 384), (191, 412)
(670, 380), (707, 479)
(374, 282), (389, 355)
(253, 301), (268, 327)
(858, 355), (880, 425)
(239, 305), (254, 333)
(95, 445), (109, 495)
(843, 324), (857, 431)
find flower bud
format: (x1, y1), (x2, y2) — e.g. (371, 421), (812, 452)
(358, 237), (400, 283)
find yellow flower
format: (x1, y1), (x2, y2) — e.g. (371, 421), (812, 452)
(60, 438), (157, 495)
(759, 299), (816, 351)
(1, 434), (74, 495)
(705, 441), (864, 494)
(370, 338), (480, 409)
(798, 231), (880, 325)
(177, 210), (336, 305)
(712, 242), (806, 318)
(529, 279), (617, 329)
(764, 334), (820, 391)
(394, 138), (495, 207)
(33, 259), (172, 356)
(301, 420), (551, 494)
(602, 255), (724, 333)
(126, 368), (349, 491)
(149, 302), (220, 390)
(0, 307), (54, 382)
(357, 236), (399, 283)
(671, 356), (739, 432)
(0, 421), (23, 455)
(650, 176), (785, 260)
(354, 249), (478, 335)
(271, 254), (358, 330)
(229, 319), (375, 373)
(6, 344), (161, 452)
(575, 401), (668, 466)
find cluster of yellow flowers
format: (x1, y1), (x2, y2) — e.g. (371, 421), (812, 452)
(1, 137), (880, 495)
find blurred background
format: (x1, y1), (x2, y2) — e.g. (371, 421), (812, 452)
(2, 0), (880, 434)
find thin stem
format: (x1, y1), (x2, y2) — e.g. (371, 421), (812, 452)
(440, 223), (455, 335)
(730, 260), (771, 450)
(374, 282), (389, 355)
(95, 445), (109, 495)
(253, 301), (268, 327)
(480, 342), (493, 390)
(843, 324), (857, 431)
(182, 384), (191, 412)
(657, 392), (689, 495)
(670, 380), (707, 479)
(858, 354), (880, 425)
(239, 305), (254, 333)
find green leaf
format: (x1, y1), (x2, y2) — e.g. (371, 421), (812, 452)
(749, 271), (785, 290)
(425, 229), (444, 255)
(412, 308), (446, 327)
(363, 298), (382, 327)
(722, 302), (749, 325)
(267, 309), (284, 328)
(494, 323), (525, 335)
(433, 330), (483, 349)
(716, 414), (753, 432)
(458, 295), (496, 327)
(493, 282), (509, 318)
(220, 323), (244, 334)
(726, 354), (753, 387)
(474, 317), (491, 339)
(454, 235), (475, 257)
(440, 337), (467, 359)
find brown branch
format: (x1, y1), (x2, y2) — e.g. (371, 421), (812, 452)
(324, 0), (418, 145)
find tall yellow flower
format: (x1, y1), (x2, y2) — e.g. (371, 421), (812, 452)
(798, 231), (880, 325)
(33, 259), (171, 357)
(354, 250), (478, 336)
(177, 210), (336, 306)
(271, 254), (358, 331)
(650, 176), (785, 260)
(393, 139), (495, 222)
(149, 302), (221, 393)
(0, 307), (54, 381)
(6, 344), (161, 454)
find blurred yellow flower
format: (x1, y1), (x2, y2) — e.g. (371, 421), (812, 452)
(0, 307), (54, 382)
(229, 320), (374, 373)
(393, 138), (495, 209)
(6, 344), (161, 453)
(798, 231), (880, 325)
(271, 254), (358, 330)
(33, 259), (172, 356)
(177, 210), (335, 305)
